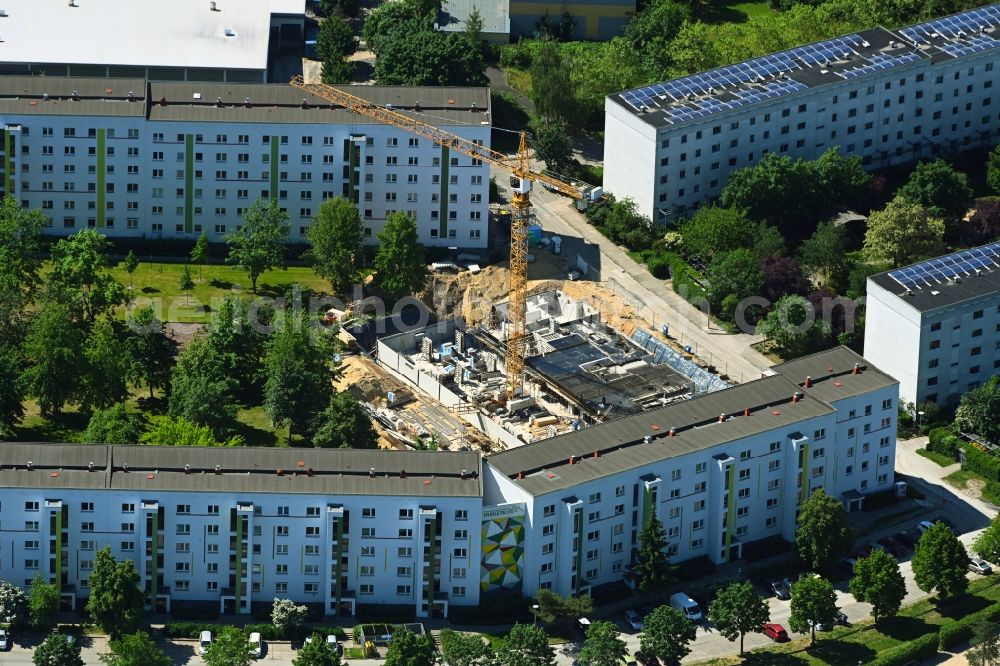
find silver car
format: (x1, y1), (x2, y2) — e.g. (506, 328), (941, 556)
(969, 557), (993, 575)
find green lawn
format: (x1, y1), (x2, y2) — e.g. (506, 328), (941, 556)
(343, 647), (367, 660)
(697, 0), (774, 25)
(945, 467), (1000, 506)
(693, 576), (1000, 666)
(915, 447), (957, 467)
(110, 261), (333, 324)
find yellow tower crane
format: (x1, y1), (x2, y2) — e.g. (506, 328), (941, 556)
(290, 76), (593, 401)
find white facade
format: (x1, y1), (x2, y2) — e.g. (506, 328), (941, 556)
(0, 78), (491, 248)
(485, 347), (899, 598)
(865, 258), (1000, 407)
(603, 6), (1000, 223)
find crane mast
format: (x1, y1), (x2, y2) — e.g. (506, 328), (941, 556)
(290, 76), (585, 401)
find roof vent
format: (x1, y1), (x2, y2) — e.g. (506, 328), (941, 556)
(0, 9), (7, 16)
(643, 435), (653, 444)
(276, 468), (284, 476)
(42, 93), (49, 101)
(127, 90), (136, 101)
(400, 469), (407, 478)
(71, 90), (79, 101)
(216, 97), (224, 107)
(159, 97), (167, 106)
(568, 455), (577, 465)
(743, 406), (750, 416)
(718, 413), (726, 423)
(668, 427), (676, 437)
(26, 460), (33, 470)
(852, 362), (861, 375)
(369, 467), (376, 478)
(244, 97), (251, 108)
(68, 0), (76, 6)
(123, 463), (129, 473)
(306, 467), (314, 477)
(805, 375), (812, 388)
(88, 461), (94, 472)
(184, 464), (191, 474)
(301, 98), (309, 109)
(889, 40), (897, 48)
(214, 464), (221, 475)
(224, 27), (236, 37)
(210, 0), (217, 9)
(414, 100), (421, 112)
(861, 40), (870, 47)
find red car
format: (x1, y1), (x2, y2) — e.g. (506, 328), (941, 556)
(763, 623), (789, 642)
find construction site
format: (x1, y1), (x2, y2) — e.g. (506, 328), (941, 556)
(337, 261), (729, 453)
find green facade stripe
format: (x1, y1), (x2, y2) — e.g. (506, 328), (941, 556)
(800, 443), (810, 504)
(184, 135), (194, 233)
(724, 464), (736, 562)
(573, 509), (584, 594)
(269, 136), (279, 203)
(439, 146), (449, 238)
(151, 510), (159, 607)
(96, 129), (106, 227)
(642, 486), (653, 527)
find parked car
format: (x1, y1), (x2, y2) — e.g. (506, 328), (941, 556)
(917, 520), (936, 534)
(770, 580), (791, 600)
(808, 618), (834, 632)
(624, 609), (644, 631)
(669, 593), (703, 621)
(762, 623), (789, 642)
(835, 610), (849, 626)
(837, 557), (857, 574)
(892, 531), (916, 550)
(199, 631), (213, 656)
(0, 629), (9, 651)
(878, 536), (907, 557)
(249, 632), (263, 658)
(305, 634), (341, 650)
(969, 557), (993, 575)
(850, 546), (872, 560)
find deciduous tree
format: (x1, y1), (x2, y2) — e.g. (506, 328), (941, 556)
(707, 248), (764, 314)
(533, 124), (572, 172)
(496, 624), (555, 666)
(970, 199), (1000, 245)
(863, 197), (945, 268)
(579, 620), (627, 666)
(264, 313), (333, 439)
(46, 228), (125, 326)
(99, 631), (172, 666)
(125, 306), (177, 399)
(0, 344), (25, 437)
(974, 514), (1000, 564)
(913, 522), (969, 599)
(968, 619), (1000, 666)
(28, 574), (59, 629)
(756, 294), (831, 359)
(788, 575), (837, 645)
(374, 213), (427, 297)
(0, 580), (27, 626)
(385, 629), (437, 666)
(123, 250), (139, 290)
(272, 598), (308, 635)
(308, 196), (364, 294)
(83, 318), (131, 410)
(311, 391), (377, 448)
(678, 206), (750, 260)
(800, 222), (848, 285)
(169, 337), (238, 436)
(140, 415), (243, 447)
(204, 626), (255, 666)
(795, 489), (854, 573)
(207, 296), (272, 402)
(295, 632), (343, 666)
(83, 404), (146, 445)
(639, 605), (697, 665)
(759, 256), (811, 303)
(633, 514), (671, 593)
(533, 589), (593, 628)
(225, 199), (290, 293)
(897, 158), (973, 225)
(33, 632), (84, 666)
(87, 547), (144, 638)
(318, 17), (357, 83)
(708, 581), (770, 655)
(955, 376), (1000, 445)
(440, 629), (493, 666)
(849, 549), (906, 624)
(0, 195), (46, 341)
(179, 265), (195, 304)
(989, 145), (1000, 196)
(20, 299), (86, 415)
(530, 40), (575, 125)
(191, 232), (210, 280)
(374, 29), (487, 86)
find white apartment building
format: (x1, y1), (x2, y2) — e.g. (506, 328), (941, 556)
(865, 242), (1000, 408)
(0, 77), (492, 248)
(0, 0), (305, 83)
(0, 445), (483, 618)
(484, 347), (898, 598)
(604, 4), (1000, 223)
(0, 350), (897, 611)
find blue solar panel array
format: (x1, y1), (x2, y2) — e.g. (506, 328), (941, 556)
(889, 242), (1000, 291)
(618, 3), (1000, 125)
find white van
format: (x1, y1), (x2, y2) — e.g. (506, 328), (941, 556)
(669, 593), (703, 621)
(249, 631), (263, 658)
(199, 630), (213, 655)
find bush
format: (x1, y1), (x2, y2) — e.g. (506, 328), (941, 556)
(961, 443), (1000, 482)
(871, 632), (938, 666)
(939, 601), (1000, 649)
(928, 427), (962, 459)
(646, 253), (671, 279)
(668, 254), (707, 305)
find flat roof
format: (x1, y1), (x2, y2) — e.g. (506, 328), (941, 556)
(770, 346), (899, 403)
(438, 0), (509, 35)
(868, 241), (1000, 313)
(0, 77), (492, 126)
(0, 0), (303, 72)
(609, 3), (1000, 128)
(0, 443), (483, 498)
(487, 374), (835, 495)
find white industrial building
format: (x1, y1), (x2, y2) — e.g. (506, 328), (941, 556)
(0, 77), (491, 248)
(0, 0), (305, 83)
(604, 4), (1000, 223)
(865, 242), (1000, 408)
(0, 349), (897, 610)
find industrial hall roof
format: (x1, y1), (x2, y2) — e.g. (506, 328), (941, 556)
(0, 443), (483, 498)
(609, 3), (1000, 128)
(0, 77), (492, 127)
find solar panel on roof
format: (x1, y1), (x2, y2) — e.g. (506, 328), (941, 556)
(888, 242), (1000, 291)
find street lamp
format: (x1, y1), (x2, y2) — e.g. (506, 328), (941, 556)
(916, 410), (925, 431)
(532, 604), (540, 626)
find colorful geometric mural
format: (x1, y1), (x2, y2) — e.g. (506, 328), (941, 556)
(480, 503), (526, 593)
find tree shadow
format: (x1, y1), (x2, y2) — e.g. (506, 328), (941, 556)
(741, 650), (809, 665)
(805, 638), (877, 665)
(938, 593), (991, 619)
(141, 286), (161, 294)
(135, 396), (169, 415)
(231, 420), (279, 447)
(869, 616), (929, 642)
(209, 278), (234, 290)
(696, 0), (752, 24)
(16, 411), (91, 443)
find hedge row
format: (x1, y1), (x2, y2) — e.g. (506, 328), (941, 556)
(869, 633), (938, 666)
(961, 442), (1000, 482)
(667, 254), (707, 305)
(938, 601), (1000, 650)
(163, 622), (346, 641)
(928, 427), (963, 459)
